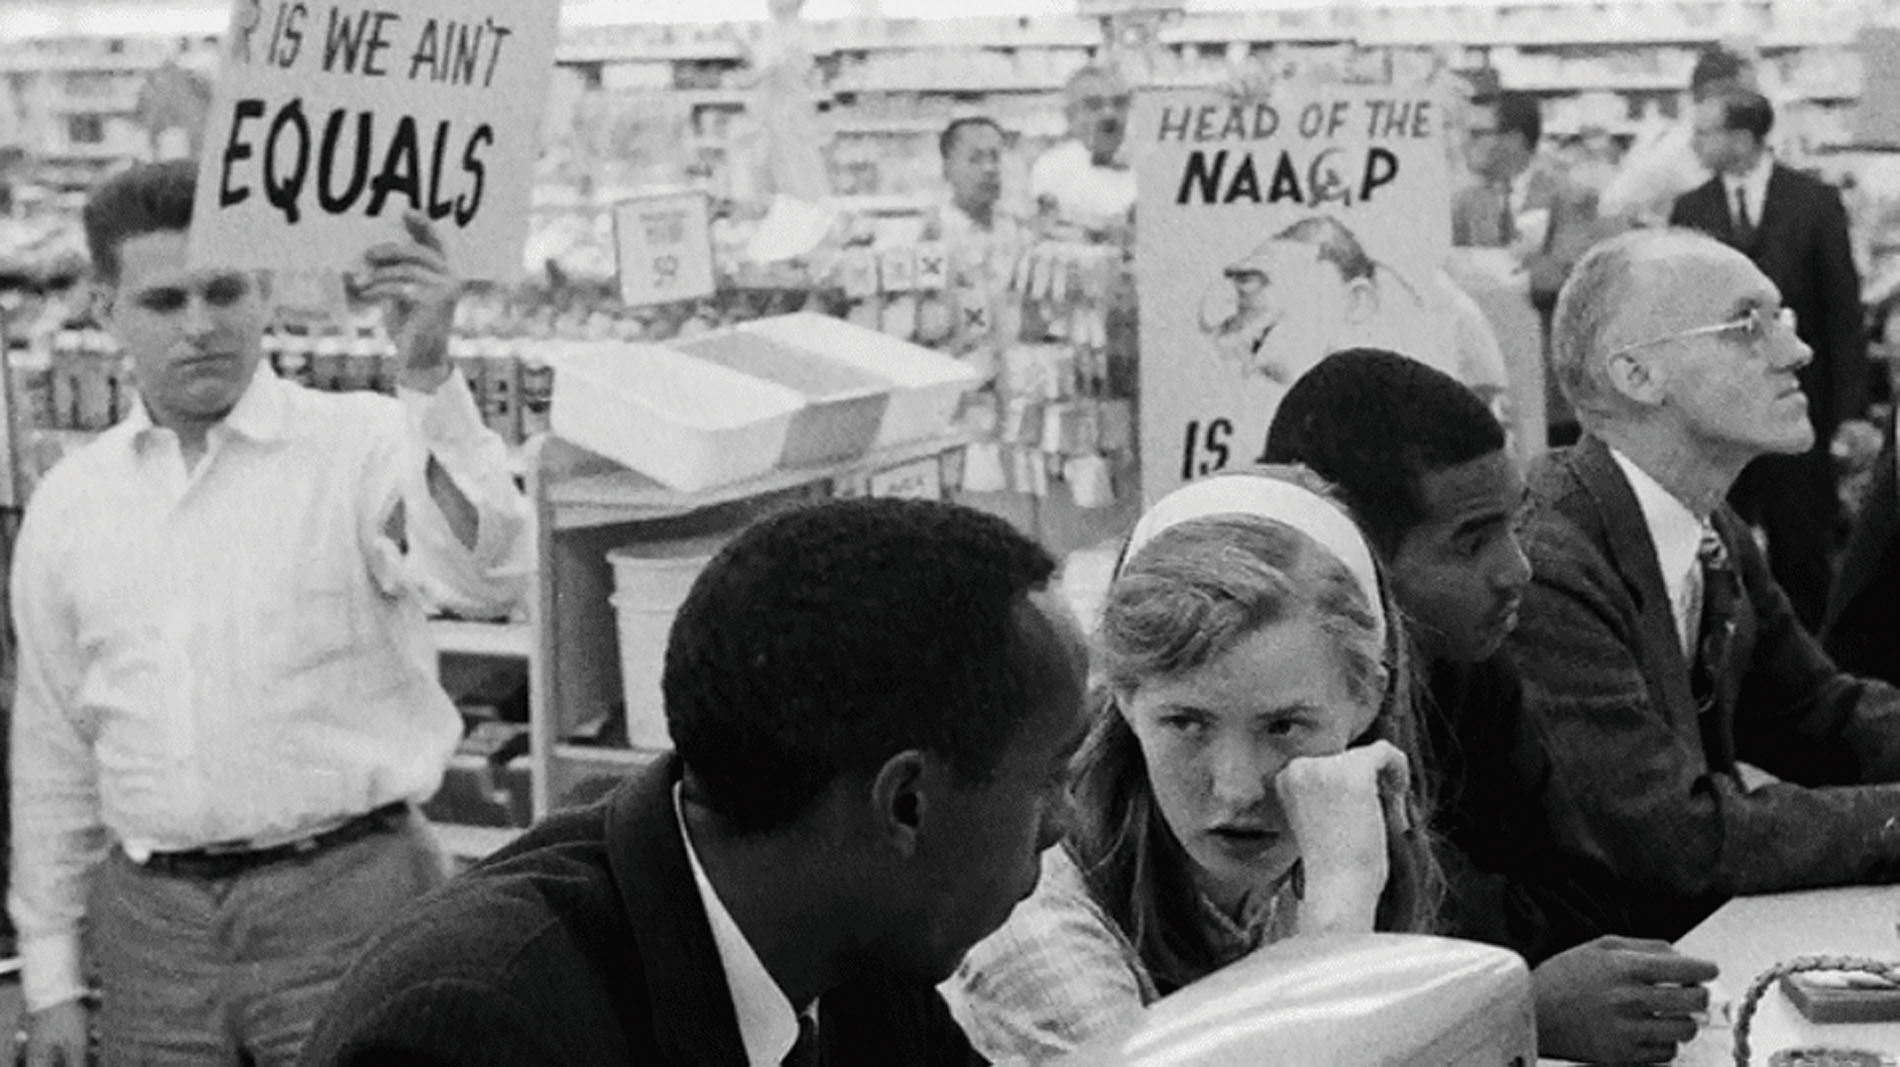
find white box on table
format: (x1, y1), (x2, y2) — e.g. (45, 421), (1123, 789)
(547, 340), (804, 493)
(737, 312), (979, 448)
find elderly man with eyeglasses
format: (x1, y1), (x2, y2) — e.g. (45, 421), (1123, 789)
(1508, 227), (1900, 946)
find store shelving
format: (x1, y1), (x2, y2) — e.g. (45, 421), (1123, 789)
(0, 0), (1882, 184)
(543, 430), (967, 532)
(530, 433), (970, 818)
(429, 618), (534, 661)
(552, 744), (653, 768)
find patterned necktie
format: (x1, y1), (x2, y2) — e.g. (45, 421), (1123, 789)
(1732, 185), (1756, 246)
(783, 1011), (820, 1067)
(1691, 524), (1741, 715)
(1498, 182), (1517, 245)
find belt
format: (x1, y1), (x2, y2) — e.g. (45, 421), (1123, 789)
(140, 801), (411, 880)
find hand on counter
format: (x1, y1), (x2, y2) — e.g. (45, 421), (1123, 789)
(1533, 935), (1719, 1065)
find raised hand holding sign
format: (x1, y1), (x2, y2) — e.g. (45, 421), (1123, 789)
(353, 211), (461, 392)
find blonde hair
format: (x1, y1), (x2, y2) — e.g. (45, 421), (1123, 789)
(1070, 470), (1443, 993)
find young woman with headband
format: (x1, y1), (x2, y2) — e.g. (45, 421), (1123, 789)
(944, 466), (1443, 1063)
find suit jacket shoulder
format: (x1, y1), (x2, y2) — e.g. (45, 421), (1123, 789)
(1669, 174), (1724, 219)
(1768, 162), (1833, 199)
(302, 758), (983, 1067)
(301, 788), (660, 1065)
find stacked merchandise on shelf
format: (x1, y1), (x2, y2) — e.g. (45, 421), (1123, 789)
(7, 321), (129, 502)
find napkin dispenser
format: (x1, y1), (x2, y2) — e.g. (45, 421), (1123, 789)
(1056, 933), (1535, 1067)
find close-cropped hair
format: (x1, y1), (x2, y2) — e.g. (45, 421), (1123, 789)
(1690, 47), (1749, 99)
(1069, 471), (1442, 994)
(1274, 215), (1374, 283)
(1712, 88), (1775, 142)
(1263, 348), (1506, 557)
(84, 158), (198, 286)
(663, 497), (1061, 836)
(940, 116), (1005, 161)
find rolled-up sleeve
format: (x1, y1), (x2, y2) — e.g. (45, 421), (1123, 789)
(8, 488), (108, 1012)
(365, 369), (531, 618)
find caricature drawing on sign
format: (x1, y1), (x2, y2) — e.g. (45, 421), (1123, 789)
(1198, 214), (1426, 385)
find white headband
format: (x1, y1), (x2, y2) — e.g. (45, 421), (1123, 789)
(1119, 472), (1387, 648)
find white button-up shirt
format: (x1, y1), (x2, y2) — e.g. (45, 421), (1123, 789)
(1029, 140), (1136, 232)
(676, 784), (803, 1066)
(1723, 153), (1774, 236)
(9, 365), (532, 1011)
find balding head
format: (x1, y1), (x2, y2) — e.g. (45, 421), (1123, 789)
(1064, 65), (1130, 165)
(1551, 228), (1741, 426)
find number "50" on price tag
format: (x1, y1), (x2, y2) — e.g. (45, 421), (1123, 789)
(614, 191), (715, 308)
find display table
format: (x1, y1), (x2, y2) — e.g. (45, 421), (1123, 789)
(1673, 887), (1899, 1066)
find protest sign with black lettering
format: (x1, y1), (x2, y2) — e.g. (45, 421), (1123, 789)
(189, 0), (559, 280)
(1134, 86), (1454, 504)
(614, 190), (715, 307)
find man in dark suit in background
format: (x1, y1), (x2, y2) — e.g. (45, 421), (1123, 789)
(1265, 348), (1717, 1066)
(1670, 88), (1868, 630)
(300, 498), (1091, 1066)
(1454, 89), (1624, 447)
(1512, 228), (1900, 944)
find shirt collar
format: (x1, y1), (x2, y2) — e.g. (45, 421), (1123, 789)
(1509, 164), (1536, 209)
(1609, 447), (1704, 607)
(1725, 153), (1773, 202)
(1192, 862), (1300, 966)
(126, 361), (287, 448)
(674, 783), (802, 1067)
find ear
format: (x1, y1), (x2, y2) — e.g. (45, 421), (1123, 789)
(1342, 277), (1379, 324)
(869, 749), (933, 860)
(1605, 349), (1667, 407)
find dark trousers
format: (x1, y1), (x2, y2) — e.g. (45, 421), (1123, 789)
(1730, 445), (1838, 632)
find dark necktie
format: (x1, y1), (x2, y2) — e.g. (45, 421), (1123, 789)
(783, 1011), (820, 1067)
(1732, 185), (1756, 246)
(1691, 524), (1741, 716)
(1497, 183), (1517, 245)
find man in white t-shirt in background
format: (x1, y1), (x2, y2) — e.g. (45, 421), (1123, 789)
(1031, 66), (1136, 237)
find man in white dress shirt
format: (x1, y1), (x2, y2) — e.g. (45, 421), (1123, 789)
(1030, 66), (1136, 237)
(10, 159), (530, 1066)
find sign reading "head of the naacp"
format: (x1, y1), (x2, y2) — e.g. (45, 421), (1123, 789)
(188, 0), (560, 281)
(1134, 86), (1456, 505)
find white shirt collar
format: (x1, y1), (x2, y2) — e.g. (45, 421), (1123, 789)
(1509, 164), (1536, 212)
(1724, 153), (1773, 222)
(675, 783), (803, 1067)
(1609, 448), (1705, 651)
(123, 361), (287, 450)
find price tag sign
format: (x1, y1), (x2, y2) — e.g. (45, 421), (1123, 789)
(868, 456), (944, 501)
(914, 241), (949, 291)
(614, 191), (715, 307)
